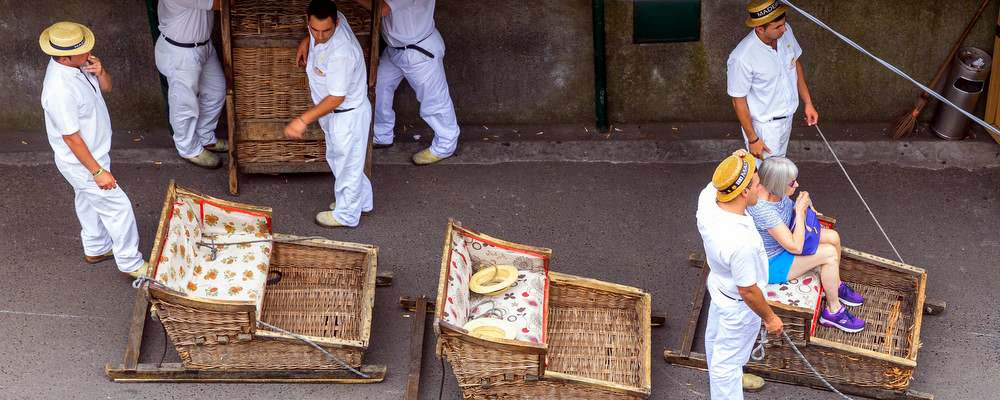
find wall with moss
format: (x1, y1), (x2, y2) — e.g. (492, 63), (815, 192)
(4, 1), (998, 131)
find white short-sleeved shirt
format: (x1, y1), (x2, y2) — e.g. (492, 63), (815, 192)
(696, 183), (769, 307)
(158, 0), (214, 43)
(382, 0), (436, 47)
(40, 59), (113, 168)
(306, 12), (368, 110)
(727, 23), (803, 123)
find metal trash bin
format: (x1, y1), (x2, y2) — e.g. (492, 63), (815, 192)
(931, 47), (992, 140)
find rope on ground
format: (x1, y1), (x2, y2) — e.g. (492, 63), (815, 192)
(813, 124), (906, 264)
(782, 0), (1000, 139)
(256, 320), (371, 379)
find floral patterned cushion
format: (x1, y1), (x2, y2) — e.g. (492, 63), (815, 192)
(154, 196), (273, 315)
(442, 232), (473, 327)
(467, 270), (547, 343)
(464, 235), (547, 275)
(765, 270), (823, 333)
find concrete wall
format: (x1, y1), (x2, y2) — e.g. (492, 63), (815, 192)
(3, 0), (999, 131)
(3, 0), (166, 131)
(603, 0), (1000, 123)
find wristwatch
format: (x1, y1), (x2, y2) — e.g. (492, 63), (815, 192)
(92, 167), (105, 177)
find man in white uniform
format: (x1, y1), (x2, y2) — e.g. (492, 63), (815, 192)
(298, 0), (460, 165)
(696, 149), (783, 399)
(155, 0), (228, 168)
(727, 0), (818, 161)
(285, 0), (373, 228)
(39, 22), (146, 277)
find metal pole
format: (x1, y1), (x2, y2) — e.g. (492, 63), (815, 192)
(592, 0), (609, 133)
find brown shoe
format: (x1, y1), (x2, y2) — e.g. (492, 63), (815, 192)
(84, 251), (114, 264)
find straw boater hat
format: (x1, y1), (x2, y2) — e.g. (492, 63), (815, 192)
(712, 153), (757, 202)
(745, 0), (788, 28)
(469, 265), (519, 296)
(39, 21), (95, 56)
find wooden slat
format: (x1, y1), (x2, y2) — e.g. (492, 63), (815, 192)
(548, 271), (647, 297)
(662, 351), (933, 400)
(226, 94), (239, 195)
(106, 363), (387, 383)
(542, 371), (650, 397)
(121, 288), (150, 370)
(680, 260), (710, 356)
(809, 337), (917, 367)
(437, 320), (548, 355)
(364, 0), (383, 178)
(239, 161), (331, 174)
(404, 296), (428, 400)
(985, 7), (1000, 124)
(907, 271), (928, 361)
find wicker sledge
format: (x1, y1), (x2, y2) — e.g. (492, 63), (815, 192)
(664, 217), (942, 400)
(106, 181), (389, 383)
(435, 220), (653, 399)
(220, 0), (383, 195)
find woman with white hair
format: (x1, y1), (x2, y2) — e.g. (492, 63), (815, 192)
(747, 157), (865, 333)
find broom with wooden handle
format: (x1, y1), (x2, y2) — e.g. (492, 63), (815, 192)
(892, 0), (991, 139)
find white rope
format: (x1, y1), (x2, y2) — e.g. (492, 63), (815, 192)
(782, 0), (1000, 139)
(813, 124), (906, 264)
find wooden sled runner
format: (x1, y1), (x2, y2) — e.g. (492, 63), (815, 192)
(664, 245), (943, 400)
(434, 220), (653, 399)
(106, 181), (390, 383)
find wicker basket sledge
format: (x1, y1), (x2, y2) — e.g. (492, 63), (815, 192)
(106, 181), (386, 383)
(665, 217), (937, 400)
(221, 0), (383, 195)
(435, 220), (653, 399)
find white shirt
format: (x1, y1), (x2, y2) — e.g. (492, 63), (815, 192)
(727, 23), (803, 123)
(695, 183), (769, 307)
(41, 59), (113, 168)
(382, 0), (436, 48)
(158, 0), (214, 43)
(306, 12), (368, 110)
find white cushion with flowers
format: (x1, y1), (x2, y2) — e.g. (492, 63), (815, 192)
(765, 270), (823, 333)
(442, 232), (474, 327)
(467, 269), (547, 344)
(462, 233), (549, 344)
(154, 196), (273, 315)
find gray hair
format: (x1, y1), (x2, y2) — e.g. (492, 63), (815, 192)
(758, 157), (798, 197)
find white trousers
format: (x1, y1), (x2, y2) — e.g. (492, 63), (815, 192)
(322, 101), (374, 227)
(742, 117), (793, 161)
(154, 36), (225, 158)
(374, 29), (460, 157)
(705, 300), (762, 400)
(56, 161), (143, 273)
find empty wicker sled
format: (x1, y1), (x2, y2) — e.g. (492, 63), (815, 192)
(666, 246), (938, 400)
(220, 0), (383, 195)
(107, 181), (385, 382)
(435, 220), (652, 399)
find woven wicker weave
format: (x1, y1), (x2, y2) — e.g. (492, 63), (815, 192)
(747, 247), (926, 391)
(148, 183), (378, 371)
(222, 0), (381, 194)
(435, 221), (652, 399)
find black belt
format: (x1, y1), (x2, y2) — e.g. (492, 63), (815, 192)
(333, 107), (356, 113)
(770, 115), (788, 121)
(391, 33), (435, 59)
(164, 36), (210, 48)
(718, 288), (744, 302)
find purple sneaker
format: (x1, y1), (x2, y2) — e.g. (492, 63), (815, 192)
(838, 282), (864, 307)
(819, 306), (865, 333)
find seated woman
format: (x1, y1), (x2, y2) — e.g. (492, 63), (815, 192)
(747, 157), (865, 333)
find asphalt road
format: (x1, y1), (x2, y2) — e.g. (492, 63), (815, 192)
(0, 160), (996, 399)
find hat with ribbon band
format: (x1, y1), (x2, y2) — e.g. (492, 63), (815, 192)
(39, 21), (95, 56)
(713, 153), (757, 202)
(746, 0), (788, 28)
